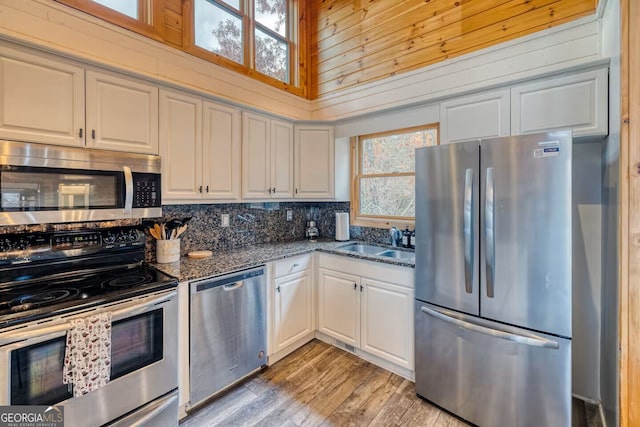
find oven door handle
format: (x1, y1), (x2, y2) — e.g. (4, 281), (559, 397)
(0, 324), (70, 348)
(0, 291), (177, 347)
(111, 291), (177, 320)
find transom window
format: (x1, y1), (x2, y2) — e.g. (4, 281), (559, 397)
(351, 125), (439, 228)
(192, 0), (292, 84)
(91, 0), (138, 19)
(55, 0), (160, 40)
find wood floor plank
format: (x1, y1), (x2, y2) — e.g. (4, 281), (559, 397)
(180, 384), (259, 427)
(289, 356), (376, 426)
(321, 367), (405, 427)
(368, 380), (421, 426)
(254, 349), (358, 426)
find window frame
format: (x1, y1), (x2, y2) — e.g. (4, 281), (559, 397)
(185, 0), (304, 96)
(55, 0), (164, 42)
(350, 124), (440, 229)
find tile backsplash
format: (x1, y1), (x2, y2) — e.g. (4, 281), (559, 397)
(153, 202), (393, 259)
(0, 202), (394, 259)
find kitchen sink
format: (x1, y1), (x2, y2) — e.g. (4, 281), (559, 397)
(338, 243), (415, 261)
(338, 243), (388, 255)
(377, 250), (416, 260)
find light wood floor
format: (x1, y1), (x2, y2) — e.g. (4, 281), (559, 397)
(180, 339), (469, 427)
(180, 339), (599, 427)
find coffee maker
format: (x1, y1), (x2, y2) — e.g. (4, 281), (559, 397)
(305, 220), (319, 242)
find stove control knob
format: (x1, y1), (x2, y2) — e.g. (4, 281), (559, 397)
(128, 230), (139, 241)
(17, 239), (29, 251)
(104, 233), (116, 244)
(0, 239), (10, 252)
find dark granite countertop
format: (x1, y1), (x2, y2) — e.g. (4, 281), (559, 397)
(152, 239), (415, 282)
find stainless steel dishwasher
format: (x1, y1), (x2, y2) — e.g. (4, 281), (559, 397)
(189, 266), (267, 408)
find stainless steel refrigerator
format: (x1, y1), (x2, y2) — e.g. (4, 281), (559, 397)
(414, 131), (572, 426)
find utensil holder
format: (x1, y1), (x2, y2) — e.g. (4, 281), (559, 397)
(157, 239), (180, 263)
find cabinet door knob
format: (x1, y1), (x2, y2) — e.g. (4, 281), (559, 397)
(360, 285), (363, 292)
(79, 128), (83, 138)
(268, 187), (272, 194)
(206, 185), (209, 193)
(91, 129), (96, 139)
(353, 283), (357, 290)
(276, 286), (280, 293)
(198, 185), (203, 193)
(273, 187), (276, 193)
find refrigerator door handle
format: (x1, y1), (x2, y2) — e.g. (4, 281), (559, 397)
(485, 167), (495, 298)
(463, 168), (474, 294)
(419, 306), (560, 349)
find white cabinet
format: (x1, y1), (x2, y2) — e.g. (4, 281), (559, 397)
(0, 46), (159, 154)
(510, 68), (608, 138)
(360, 277), (414, 368)
(86, 70), (158, 154)
(160, 90), (202, 201)
(318, 254), (414, 371)
(294, 125), (335, 199)
(242, 112), (294, 199)
(0, 47), (85, 147)
(318, 268), (360, 347)
(160, 89), (241, 202)
(270, 255), (314, 359)
(439, 89), (510, 144)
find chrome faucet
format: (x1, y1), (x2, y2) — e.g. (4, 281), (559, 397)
(389, 226), (401, 247)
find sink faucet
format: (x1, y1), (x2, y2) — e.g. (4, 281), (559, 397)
(389, 226), (401, 247)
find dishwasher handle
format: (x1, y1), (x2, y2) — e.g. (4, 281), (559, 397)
(193, 266), (265, 293)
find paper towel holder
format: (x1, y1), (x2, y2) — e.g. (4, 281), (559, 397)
(335, 212), (350, 241)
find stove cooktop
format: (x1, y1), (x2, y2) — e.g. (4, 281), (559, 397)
(0, 226), (178, 329)
(0, 263), (176, 328)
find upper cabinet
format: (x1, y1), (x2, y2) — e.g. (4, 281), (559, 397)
(0, 48), (85, 147)
(510, 68), (608, 139)
(294, 125), (335, 199)
(85, 70), (158, 154)
(439, 68), (609, 144)
(0, 46), (159, 154)
(242, 112), (294, 199)
(439, 89), (511, 144)
(160, 88), (241, 203)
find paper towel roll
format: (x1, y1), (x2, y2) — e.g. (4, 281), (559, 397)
(335, 212), (350, 241)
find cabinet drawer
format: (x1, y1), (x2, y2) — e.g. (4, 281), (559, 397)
(274, 254), (312, 277)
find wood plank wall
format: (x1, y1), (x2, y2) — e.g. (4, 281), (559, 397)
(163, 0), (184, 48)
(310, 0), (596, 99)
(620, 0), (639, 424)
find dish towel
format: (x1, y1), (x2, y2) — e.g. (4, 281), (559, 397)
(62, 312), (112, 397)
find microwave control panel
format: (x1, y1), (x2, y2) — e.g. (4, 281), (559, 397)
(132, 173), (160, 208)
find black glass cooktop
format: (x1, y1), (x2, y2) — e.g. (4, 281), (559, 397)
(0, 263), (176, 328)
(0, 226), (177, 329)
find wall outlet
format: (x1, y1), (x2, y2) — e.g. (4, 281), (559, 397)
(286, 210), (293, 221)
(221, 214), (230, 227)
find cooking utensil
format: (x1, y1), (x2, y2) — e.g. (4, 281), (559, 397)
(149, 228), (161, 240)
(153, 224), (162, 240)
(175, 224), (188, 238)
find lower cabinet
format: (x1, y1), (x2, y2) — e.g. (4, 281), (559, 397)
(318, 254), (414, 372)
(270, 254), (315, 360)
(274, 270), (313, 352)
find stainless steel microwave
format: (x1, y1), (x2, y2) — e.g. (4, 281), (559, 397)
(0, 141), (161, 225)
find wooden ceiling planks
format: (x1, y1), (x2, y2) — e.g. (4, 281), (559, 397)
(310, 0), (596, 99)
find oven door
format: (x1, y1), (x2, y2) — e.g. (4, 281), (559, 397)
(0, 289), (178, 427)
